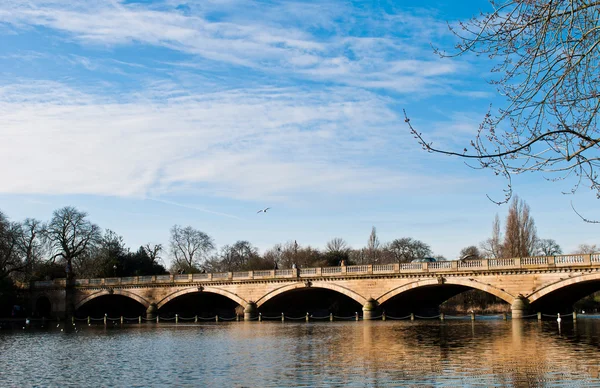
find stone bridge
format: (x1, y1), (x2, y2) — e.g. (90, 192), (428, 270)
(29, 254), (600, 320)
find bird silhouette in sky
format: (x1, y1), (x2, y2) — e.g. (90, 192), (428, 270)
(257, 207), (271, 213)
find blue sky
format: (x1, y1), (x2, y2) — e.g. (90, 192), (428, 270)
(0, 0), (598, 262)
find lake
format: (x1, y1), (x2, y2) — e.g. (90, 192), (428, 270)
(1, 318), (600, 387)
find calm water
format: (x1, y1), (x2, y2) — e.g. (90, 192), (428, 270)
(2, 319), (600, 387)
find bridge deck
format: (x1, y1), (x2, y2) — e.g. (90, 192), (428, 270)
(31, 253), (600, 289)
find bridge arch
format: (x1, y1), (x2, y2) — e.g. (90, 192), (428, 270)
(377, 277), (516, 305)
(527, 272), (600, 304)
(256, 281), (368, 308)
(75, 289), (151, 310)
(156, 286), (248, 309)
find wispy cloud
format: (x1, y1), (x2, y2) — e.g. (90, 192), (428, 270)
(0, 80), (446, 200)
(0, 0), (469, 94)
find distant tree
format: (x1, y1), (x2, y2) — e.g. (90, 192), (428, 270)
(365, 227), (382, 263)
(169, 225), (214, 273)
(536, 239), (562, 256)
(143, 243), (163, 266)
(0, 211), (21, 281)
(92, 230), (129, 278)
(573, 244), (599, 254)
(44, 206), (101, 280)
(218, 241), (260, 271)
(502, 196), (537, 257)
(123, 247), (167, 276)
(15, 218), (45, 279)
(459, 246), (482, 260)
(385, 237), (432, 263)
(324, 237), (350, 266)
(480, 214), (503, 259)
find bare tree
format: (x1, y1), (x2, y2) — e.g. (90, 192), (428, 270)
(0, 211), (21, 280)
(14, 218), (46, 281)
(406, 0), (600, 204)
(536, 239), (562, 256)
(502, 196), (538, 257)
(573, 243), (598, 254)
(459, 245), (482, 260)
(143, 243), (163, 265)
(386, 237), (433, 263)
(169, 225), (214, 273)
(326, 237), (350, 254)
(366, 227), (382, 263)
(45, 206), (101, 280)
(218, 240), (260, 271)
(480, 214), (504, 258)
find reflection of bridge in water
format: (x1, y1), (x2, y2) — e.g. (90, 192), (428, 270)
(30, 254), (600, 320)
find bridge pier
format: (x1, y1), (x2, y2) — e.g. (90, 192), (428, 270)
(510, 296), (529, 319)
(244, 302), (257, 321)
(362, 298), (378, 320)
(146, 303), (157, 320)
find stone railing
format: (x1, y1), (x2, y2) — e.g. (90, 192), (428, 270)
(31, 253), (600, 289)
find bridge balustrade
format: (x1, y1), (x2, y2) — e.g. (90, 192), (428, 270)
(430, 261), (455, 270)
(373, 264), (395, 273)
(521, 257), (548, 266)
(322, 267), (342, 275)
(555, 254), (585, 265)
(30, 253), (600, 289)
(346, 265), (369, 274)
(488, 258), (515, 268)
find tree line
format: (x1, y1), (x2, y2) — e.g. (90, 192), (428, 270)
(1, 198), (597, 285)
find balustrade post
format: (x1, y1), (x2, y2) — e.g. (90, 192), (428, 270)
(367, 264), (373, 274)
(169, 274), (174, 282)
(451, 261), (458, 271)
(514, 258), (521, 268)
(228, 272), (233, 280)
(249, 271), (254, 279)
(271, 270), (276, 278)
(188, 274), (193, 281)
(584, 254), (592, 266)
(341, 266), (347, 274)
(483, 259), (489, 270)
(316, 268), (322, 276)
(393, 263), (400, 273)
(208, 273), (213, 281)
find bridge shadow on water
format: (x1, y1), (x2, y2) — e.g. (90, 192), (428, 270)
(259, 288), (361, 318)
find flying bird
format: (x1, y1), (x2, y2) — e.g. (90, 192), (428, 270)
(257, 207), (271, 213)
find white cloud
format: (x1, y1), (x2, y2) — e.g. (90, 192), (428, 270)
(0, 81), (450, 200)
